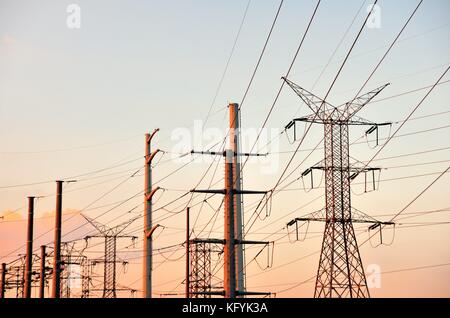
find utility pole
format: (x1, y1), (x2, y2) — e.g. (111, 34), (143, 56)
(0, 263), (6, 298)
(283, 77), (393, 298)
(185, 207), (190, 298)
(144, 129), (160, 299)
(24, 196), (35, 298)
(229, 103), (245, 296)
(52, 180), (63, 298)
(39, 245), (46, 298)
(190, 151), (269, 298)
(189, 103), (270, 298)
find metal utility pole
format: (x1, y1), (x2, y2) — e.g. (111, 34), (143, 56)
(24, 196), (35, 298)
(52, 180), (63, 298)
(190, 152), (269, 298)
(229, 103), (245, 295)
(144, 129), (160, 299)
(283, 77), (394, 298)
(224, 151), (236, 298)
(185, 207), (190, 298)
(1, 263), (6, 298)
(39, 245), (46, 298)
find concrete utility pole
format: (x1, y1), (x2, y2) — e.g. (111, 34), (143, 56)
(229, 103), (245, 296)
(143, 129), (160, 299)
(52, 180), (63, 298)
(39, 245), (46, 298)
(0, 263), (6, 298)
(185, 207), (190, 298)
(24, 196), (35, 298)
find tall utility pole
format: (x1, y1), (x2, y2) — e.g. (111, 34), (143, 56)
(52, 180), (63, 298)
(283, 77), (393, 298)
(144, 129), (160, 299)
(39, 245), (46, 298)
(24, 196), (35, 298)
(189, 102), (270, 298)
(190, 150), (269, 298)
(229, 103), (245, 295)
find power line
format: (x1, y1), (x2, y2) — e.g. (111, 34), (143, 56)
(239, 0), (285, 109)
(203, 0), (252, 127)
(244, 0), (380, 234)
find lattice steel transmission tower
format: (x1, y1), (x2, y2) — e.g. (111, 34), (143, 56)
(83, 215), (138, 298)
(188, 239), (223, 298)
(283, 77), (393, 298)
(80, 257), (92, 298)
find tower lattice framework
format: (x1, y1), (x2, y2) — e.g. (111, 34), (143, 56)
(189, 240), (212, 298)
(283, 77), (391, 298)
(83, 215), (138, 298)
(103, 235), (117, 298)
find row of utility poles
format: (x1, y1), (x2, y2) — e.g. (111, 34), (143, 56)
(1, 180), (66, 298)
(1, 102), (264, 299)
(143, 103), (270, 298)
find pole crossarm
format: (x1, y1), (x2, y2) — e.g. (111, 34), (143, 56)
(236, 240), (270, 245)
(145, 186), (161, 202)
(190, 238), (225, 245)
(283, 77), (390, 122)
(287, 207), (394, 227)
(301, 161), (381, 191)
(190, 291), (225, 296)
(237, 291), (271, 296)
(282, 76), (335, 115)
(82, 214), (140, 237)
(340, 83), (390, 120)
(189, 239), (269, 246)
(292, 115), (390, 127)
(191, 189), (267, 195)
(147, 149), (161, 164)
(146, 128), (159, 144)
(190, 150), (267, 157)
(190, 189), (226, 194)
(145, 224), (161, 239)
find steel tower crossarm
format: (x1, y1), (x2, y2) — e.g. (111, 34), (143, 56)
(282, 77), (335, 116)
(339, 83), (390, 120)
